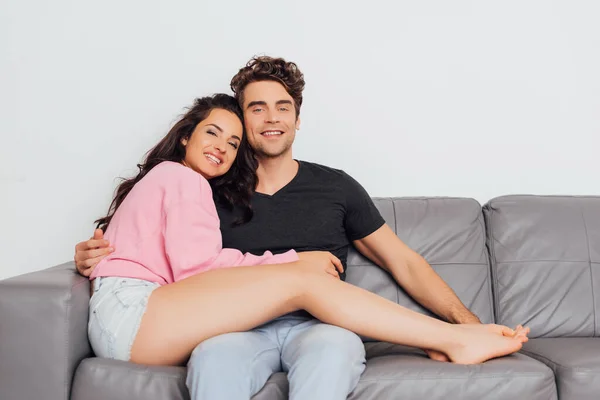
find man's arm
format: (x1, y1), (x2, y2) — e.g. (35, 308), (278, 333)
(353, 224), (480, 325)
(74, 229), (113, 276)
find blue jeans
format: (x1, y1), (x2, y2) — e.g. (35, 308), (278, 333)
(186, 315), (366, 400)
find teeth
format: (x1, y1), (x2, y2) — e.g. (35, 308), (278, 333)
(205, 154), (221, 164)
(263, 131), (282, 136)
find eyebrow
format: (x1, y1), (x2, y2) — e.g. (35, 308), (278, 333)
(206, 123), (223, 132)
(246, 100), (293, 109)
(207, 123), (241, 141)
(246, 101), (266, 109)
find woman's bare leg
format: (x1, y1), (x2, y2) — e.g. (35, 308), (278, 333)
(130, 265), (526, 366)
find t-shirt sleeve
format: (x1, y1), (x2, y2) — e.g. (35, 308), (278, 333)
(164, 173), (298, 282)
(341, 171), (386, 241)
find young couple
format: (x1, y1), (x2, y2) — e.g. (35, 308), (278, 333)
(74, 56), (530, 400)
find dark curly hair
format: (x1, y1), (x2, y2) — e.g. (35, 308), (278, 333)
(230, 56), (305, 118)
(95, 94), (258, 231)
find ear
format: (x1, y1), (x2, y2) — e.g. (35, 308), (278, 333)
(181, 137), (188, 146)
(295, 116), (301, 131)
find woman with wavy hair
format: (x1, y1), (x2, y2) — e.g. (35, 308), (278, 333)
(87, 93), (528, 370)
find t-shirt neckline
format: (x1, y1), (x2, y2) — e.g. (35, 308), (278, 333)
(254, 160), (303, 199)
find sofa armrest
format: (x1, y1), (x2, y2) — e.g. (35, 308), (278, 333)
(0, 262), (92, 400)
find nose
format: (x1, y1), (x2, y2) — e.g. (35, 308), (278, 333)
(213, 138), (227, 153)
(265, 109), (279, 124)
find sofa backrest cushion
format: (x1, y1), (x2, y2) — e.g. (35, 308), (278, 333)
(483, 195), (600, 338)
(347, 197), (495, 340)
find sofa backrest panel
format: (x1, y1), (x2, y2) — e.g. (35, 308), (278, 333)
(346, 197), (495, 336)
(483, 195), (600, 338)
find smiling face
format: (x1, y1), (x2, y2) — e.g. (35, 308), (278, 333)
(181, 108), (243, 179)
(242, 80), (301, 159)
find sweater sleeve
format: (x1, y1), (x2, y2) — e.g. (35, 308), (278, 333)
(163, 174), (298, 282)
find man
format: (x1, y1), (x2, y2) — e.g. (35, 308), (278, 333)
(75, 56), (482, 399)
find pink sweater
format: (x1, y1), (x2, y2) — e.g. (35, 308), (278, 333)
(90, 161), (298, 285)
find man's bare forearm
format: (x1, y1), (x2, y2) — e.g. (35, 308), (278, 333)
(395, 254), (480, 324)
(353, 226), (480, 325)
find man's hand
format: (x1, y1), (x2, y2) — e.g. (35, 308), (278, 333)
(74, 229), (113, 277)
(296, 251), (344, 279)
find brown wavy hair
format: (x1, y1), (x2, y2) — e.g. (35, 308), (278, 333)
(95, 94), (258, 232)
(230, 56), (305, 118)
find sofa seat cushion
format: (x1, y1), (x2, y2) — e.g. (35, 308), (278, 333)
(522, 338), (600, 400)
(71, 343), (558, 400)
(71, 358), (189, 400)
(71, 356), (293, 400)
(346, 343), (557, 400)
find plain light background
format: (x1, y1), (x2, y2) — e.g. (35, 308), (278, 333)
(1, 0), (599, 280)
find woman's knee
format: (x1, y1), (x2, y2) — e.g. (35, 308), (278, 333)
(285, 266), (333, 306)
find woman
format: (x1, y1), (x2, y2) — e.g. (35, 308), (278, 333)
(88, 93), (528, 368)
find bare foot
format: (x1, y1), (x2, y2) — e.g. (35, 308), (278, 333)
(424, 324), (529, 363)
(513, 325), (531, 339)
(424, 349), (449, 362)
(445, 327), (525, 365)
(461, 324), (530, 341)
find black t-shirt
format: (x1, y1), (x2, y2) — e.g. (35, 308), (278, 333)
(215, 160), (385, 281)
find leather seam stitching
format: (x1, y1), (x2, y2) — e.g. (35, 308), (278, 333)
(483, 205), (501, 325)
(347, 262), (489, 267)
(91, 364), (185, 380)
(65, 276), (88, 398)
(64, 280), (72, 398)
(478, 210), (495, 323)
(580, 206), (596, 337)
(520, 349), (598, 373)
(497, 260), (591, 264)
(357, 373), (548, 382)
(391, 199), (400, 305)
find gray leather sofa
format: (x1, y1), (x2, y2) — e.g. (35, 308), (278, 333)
(1, 195), (598, 400)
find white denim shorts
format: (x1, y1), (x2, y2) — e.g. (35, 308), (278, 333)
(88, 276), (160, 361)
